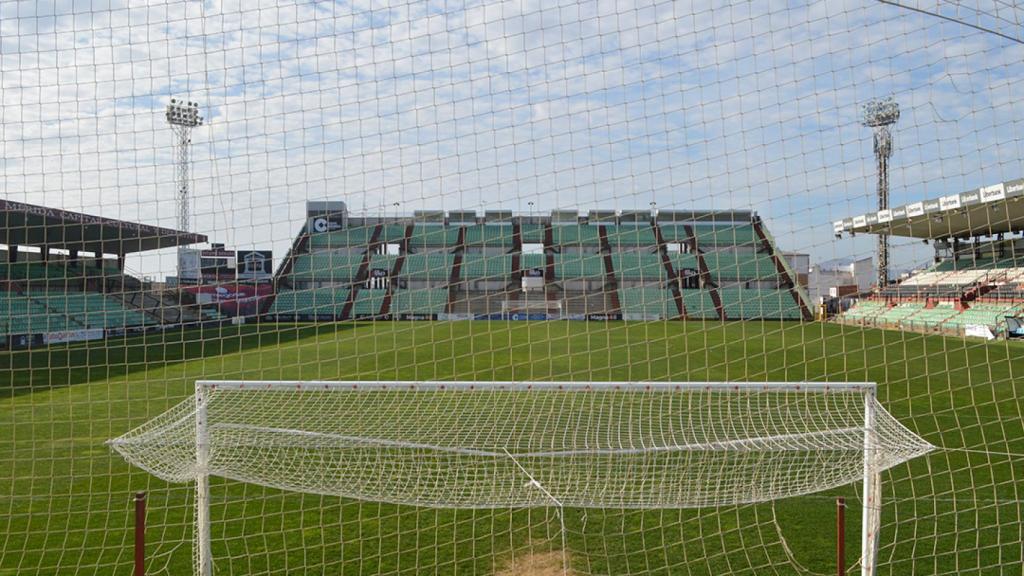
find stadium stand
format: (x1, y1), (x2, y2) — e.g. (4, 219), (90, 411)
(266, 208), (810, 321)
(835, 187), (1024, 337)
(1, 200), (208, 348)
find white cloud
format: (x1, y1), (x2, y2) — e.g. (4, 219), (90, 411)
(1, 0), (1023, 277)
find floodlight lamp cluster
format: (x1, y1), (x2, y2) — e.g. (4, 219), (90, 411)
(166, 98), (203, 127)
(862, 97), (899, 128)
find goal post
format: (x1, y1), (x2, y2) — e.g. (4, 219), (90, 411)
(109, 380), (933, 576)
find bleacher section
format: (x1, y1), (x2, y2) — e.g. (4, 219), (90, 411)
(0, 253), (174, 347)
(1, 289), (153, 342)
(269, 288), (350, 317)
(555, 253), (605, 279)
(392, 289), (449, 315)
(718, 288), (803, 320)
(841, 298), (1024, 336)
(840, 238), (1024, 336)
(612, 253), (665, 280)
(30, 292), (152, 329)
(463, 225), (514, 247)
(619, 288), (674, 317)
(267, 212), (808, 321)
(461, 255), (512, 279)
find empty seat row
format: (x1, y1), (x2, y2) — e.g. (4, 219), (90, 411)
(618, 288), (675, 317)
(391, 289), (448, 314)
(703, 252), (778, 280)
(718, 288), (802, 320)
(371, 254), (453, 280)
(269, 288), (351, 315)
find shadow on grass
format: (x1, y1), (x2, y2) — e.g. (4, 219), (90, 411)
(0, 321), (358, 398)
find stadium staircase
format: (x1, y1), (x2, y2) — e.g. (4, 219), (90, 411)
(752, 217), (814, 321)
(652, 221), (686, 319)
(597, 226), (622, 315)
(340, 224), (383, 320)
(686, 223), (726, 320)
(543, 223), (558, 304)
(508, 222), (523, 305)
(378, 224), (414, 317)
(446, 226), (466, 313)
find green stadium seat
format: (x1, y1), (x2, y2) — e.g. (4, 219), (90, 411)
(391, 288), (449, 314)
(463, 225), (514, 247)
(606, 225), (657, 248)
(461, 254), (512, 279)
(669, 253), (700, 273)
(520, 253), (546, 271)
(704, 251), (778, 281)
(380, 224), (410, 243)
(269, 287), (350, 317)
(693, 224), (758, 247)
(370, 254), (453, 280)
(291, 252), (365, 282)
(658, 224), (691, 243)
(682, 290), (718, 319)
(520, 224), (545, 244)
(717, 288), (801, 320)
(554, 253), (605, 279)
(408, 225), (459, 248)
(307, 226), (376, 249)
(612, 253), (665, 280)
(353, 289), (386, 316)
(842, 300), (890, 321)
(552, 225), (602, 246)
(619, 287), (674, 317)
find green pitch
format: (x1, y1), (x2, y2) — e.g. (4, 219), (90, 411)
(2, 321), (1022, 575)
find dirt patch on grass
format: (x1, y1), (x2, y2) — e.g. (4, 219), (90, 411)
(494, 550), (573, 576)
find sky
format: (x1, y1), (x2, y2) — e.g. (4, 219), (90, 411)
(2, 0), (1024, 279)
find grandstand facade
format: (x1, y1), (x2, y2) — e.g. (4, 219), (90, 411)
(1, 200), (209, 348)
(266, 206), (812, 322)
(835, 178), (1024, 337)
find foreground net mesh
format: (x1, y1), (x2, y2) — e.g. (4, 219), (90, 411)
(110, 382), (932, 509)
(5, 0), (1024, 574)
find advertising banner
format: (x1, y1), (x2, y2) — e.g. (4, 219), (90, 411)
(182, 283), (275, 316)
(43, 329), (105, 345)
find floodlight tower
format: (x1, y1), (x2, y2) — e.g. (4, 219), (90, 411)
(862, 97), (899, 289)
(166, 98), (203, 278)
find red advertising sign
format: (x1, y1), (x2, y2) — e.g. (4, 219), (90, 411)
(182, 283), (275, 316)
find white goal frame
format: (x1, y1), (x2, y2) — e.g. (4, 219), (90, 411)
(191, 380), (882, 576)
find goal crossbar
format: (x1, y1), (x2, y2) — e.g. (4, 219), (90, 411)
(197, 379), (877, 392)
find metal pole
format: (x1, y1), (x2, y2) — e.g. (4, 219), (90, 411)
(861, 388), (879, 576)
(195, 382), (213, 576)
(876, 128), (890, 289)
(836, 497), (846, 576)
(134, 492), (146, 576)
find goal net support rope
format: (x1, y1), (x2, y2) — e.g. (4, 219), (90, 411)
(108, 381), (933, 576)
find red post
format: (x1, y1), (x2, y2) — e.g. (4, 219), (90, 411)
(134, 492), (146, 576)
(836, 497), (846, 576)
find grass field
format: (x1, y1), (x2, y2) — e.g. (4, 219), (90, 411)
(2, 320), (1023, 575)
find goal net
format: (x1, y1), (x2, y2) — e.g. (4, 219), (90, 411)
(109, 380), (933, 575)
(6, 1), (1024, 575)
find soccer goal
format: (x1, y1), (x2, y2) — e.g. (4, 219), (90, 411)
(108, 380), (932, 576)
(501, 297), (563, 320)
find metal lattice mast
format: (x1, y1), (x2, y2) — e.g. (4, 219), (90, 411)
(862, 97), (899, 289)
(166, 98), (203, 278)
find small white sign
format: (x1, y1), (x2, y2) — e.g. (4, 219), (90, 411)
(853, 215), (868, 227)
(939, 194), (962, 211)
(906, 202), (925, 217)
(877, 209), (892, 223)
(833, 221), (845, 234)
(965, 324), (995, 340)
(980, 183), (1006, 203)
